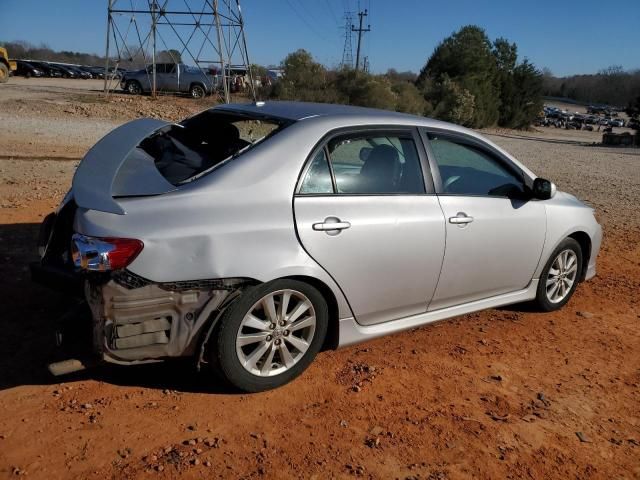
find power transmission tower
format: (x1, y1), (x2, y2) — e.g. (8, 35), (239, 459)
(340, 12), (354, 69)
(351, 9), (370, 72)
(362, 56), (369, 73)
(104, 0), (256, 102)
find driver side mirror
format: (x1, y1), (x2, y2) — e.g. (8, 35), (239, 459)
(532, 177), (556, 200)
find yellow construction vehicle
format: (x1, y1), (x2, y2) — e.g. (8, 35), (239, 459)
(0, 47), (17, 83)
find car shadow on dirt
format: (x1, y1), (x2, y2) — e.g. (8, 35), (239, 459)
(0, 222), (236, 394)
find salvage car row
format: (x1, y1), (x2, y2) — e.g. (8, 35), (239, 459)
(13, 60), (124, 80)
(538, 105), (630, 129)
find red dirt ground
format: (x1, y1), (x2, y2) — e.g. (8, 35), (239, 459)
(0, 197), (639, 479)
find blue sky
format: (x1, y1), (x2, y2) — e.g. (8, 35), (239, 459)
(1, 0), (639, 76)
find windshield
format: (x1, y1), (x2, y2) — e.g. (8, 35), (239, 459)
(139, 110), (287, 185)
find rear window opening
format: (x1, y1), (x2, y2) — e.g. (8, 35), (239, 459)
(139, 110), (287, 185)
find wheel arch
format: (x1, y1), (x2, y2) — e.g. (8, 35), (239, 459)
(125, 79), (143, 92)
(189, 82), (207, 93)
(568, 231), (591, 282)
(283, 275), (340, 351)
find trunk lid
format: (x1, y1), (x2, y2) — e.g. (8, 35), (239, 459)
(72, 118), (175, 215)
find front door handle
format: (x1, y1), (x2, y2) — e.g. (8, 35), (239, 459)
(312, 217), (351, 235)
(449, 212), (474, 225)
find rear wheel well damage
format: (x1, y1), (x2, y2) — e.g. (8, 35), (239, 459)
(283, 275), (340, 351)
(568, 231), (591, 281)
(197, 275), (340, 370)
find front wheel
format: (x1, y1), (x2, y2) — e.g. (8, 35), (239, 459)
(189, 84), (206, 99)
(213, 279), (328, 392)
(125, 80), (142, 95)
(533, 238), (582, 311)
(0, 63), (8, 83)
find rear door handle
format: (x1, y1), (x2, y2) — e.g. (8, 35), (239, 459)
(449, 212), (474, 224)
(312, 217), (351, 235)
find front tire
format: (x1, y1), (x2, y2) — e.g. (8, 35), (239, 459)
(126, 80), (142, 95)
(189, 83), (206, 99)
(213, 279), (328, 392)
(0, 63), (8, 83)
(533, 238), (582, 311)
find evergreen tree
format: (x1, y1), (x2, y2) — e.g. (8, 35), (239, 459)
(417, 25), (500, 128)
(494, 38), (543, 129)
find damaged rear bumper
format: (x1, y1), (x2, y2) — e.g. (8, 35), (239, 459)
(84, 273), (248, 365)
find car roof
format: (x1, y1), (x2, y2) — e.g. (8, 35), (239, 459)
(216, 100), (443, 125)
(213, 101), (538, 181)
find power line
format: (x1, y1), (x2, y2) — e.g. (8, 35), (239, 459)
(284, 0), (330, 42)
(325, 0), (339, 24)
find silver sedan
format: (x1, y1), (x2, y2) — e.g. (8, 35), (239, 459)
(33, 101), (602, 392)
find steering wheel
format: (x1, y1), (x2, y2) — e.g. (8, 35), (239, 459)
(443, 175), (461, 191)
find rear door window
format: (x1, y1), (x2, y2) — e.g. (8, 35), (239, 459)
(299, 149), (333, 194)
(299, 131), (426, 195)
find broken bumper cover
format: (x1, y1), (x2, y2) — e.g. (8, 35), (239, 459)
(85, 274), (246, 364)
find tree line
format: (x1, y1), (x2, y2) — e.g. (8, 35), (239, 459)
(543, 66), (640, 108)
(2, 40), (106, 67)
(0, 40), (182, 69)
(262, 25), (544, 129)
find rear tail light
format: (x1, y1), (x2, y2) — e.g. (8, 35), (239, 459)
(71, 233), (144, 272)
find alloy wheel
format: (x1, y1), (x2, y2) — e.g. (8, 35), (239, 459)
(190, 85), (205, 98)
(127, 82), (141, 94)
(545, 249), (578, 303)
(235, 289), (316, 377)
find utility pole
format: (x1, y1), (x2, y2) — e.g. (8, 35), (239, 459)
(104, 0), (113, 94)
(351, 9), (370, 72)
(150, 0), (157, 97)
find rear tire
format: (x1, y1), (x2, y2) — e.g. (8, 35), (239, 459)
(0, 63), (9, 83)
(533, 238), (582, 312)
(213, 279), (328, 392)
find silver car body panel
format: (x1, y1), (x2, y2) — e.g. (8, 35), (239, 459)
(532, 191), (602, 281)
(69, 101), (602, 356)
(294, 195), (445, 325)
(338, 280), (540, 347)
(429, 196), (546, 310)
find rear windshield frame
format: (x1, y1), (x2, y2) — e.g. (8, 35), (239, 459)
(139, 109), (292, 186)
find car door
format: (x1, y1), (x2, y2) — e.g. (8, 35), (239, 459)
(161, 63), (179, 92)
(422, 130), (546, 311)
(294, 128), (446, 326)
(153, 64), (170, 91)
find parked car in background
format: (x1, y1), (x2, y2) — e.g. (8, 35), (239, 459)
(56, 64), (92, 79)
(49, 64), (78, 78)
(28, 61), (63, 78)
(608, 118), (624, 128)
(32, 102), (602, 392)
(82, 66), (105, 79)
(121, 63), (215, 98)
(15, 60), (44, 78)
